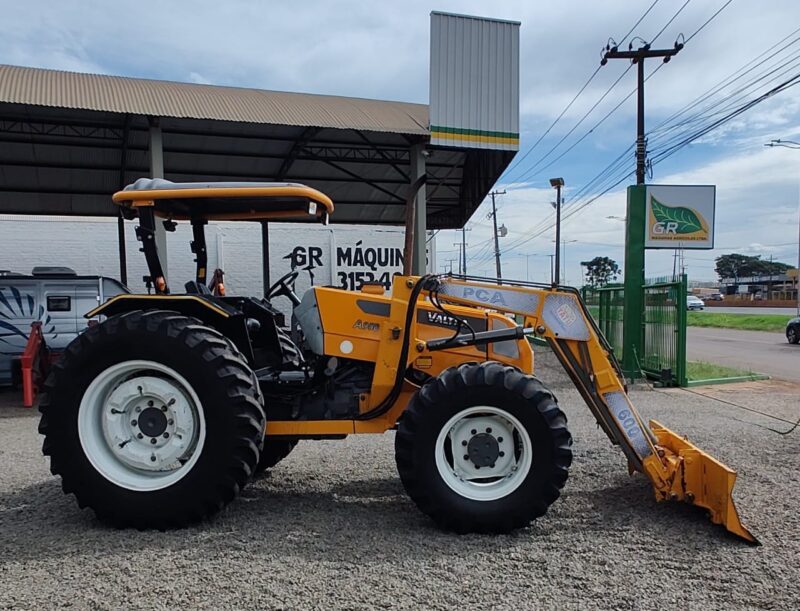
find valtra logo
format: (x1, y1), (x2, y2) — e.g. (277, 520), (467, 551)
(647, 195), (710, 242)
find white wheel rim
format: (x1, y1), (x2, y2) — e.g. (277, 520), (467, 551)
(434, 406), (533, 501)
(78, 360), (206, 492)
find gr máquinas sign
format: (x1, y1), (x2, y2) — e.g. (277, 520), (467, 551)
(644, 185), (715, 250)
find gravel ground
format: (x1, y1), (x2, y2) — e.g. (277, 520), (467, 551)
(1, 373), (799, 610)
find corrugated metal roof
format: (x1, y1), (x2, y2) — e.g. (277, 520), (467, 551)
(0, 64), (429, 135)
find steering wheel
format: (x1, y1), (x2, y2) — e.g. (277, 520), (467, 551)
(266, 270), (301, 306)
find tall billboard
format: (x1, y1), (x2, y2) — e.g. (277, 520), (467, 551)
(644, 185), (716, 250)
(429, 12), (520, 151)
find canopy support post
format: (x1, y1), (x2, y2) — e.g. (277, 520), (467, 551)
(410, 144), (427, 275)
(262, 221), (271, 297)
(148, 117), (168, 280)
(117, 114), (130, 286)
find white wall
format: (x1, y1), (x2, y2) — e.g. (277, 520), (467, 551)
(0, 215), (436, 300)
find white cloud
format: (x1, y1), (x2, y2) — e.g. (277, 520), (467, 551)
(1, 0), (797, 283)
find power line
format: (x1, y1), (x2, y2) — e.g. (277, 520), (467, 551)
(648, 26), (800, 136)
(504, 0), (739, 245)
(649, 0), (691, 44)
(649, 50), (800, 152)
(494, 0), (740, 261)
(513, 65), (633, 184)
(502, 0), (666, 181)
(503, 65), (602, 177)
(509, 0), (691, 185)
(617, 0), (662, 48)
(650, 72), (800, 165)
(685, 0), (735, 44)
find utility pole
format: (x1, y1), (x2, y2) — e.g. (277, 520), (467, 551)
(603, 37), (683, 380)
(768, 254), (774, 300)
(602, 41), (683, 183)
(488, 190), (506, 280)
(672, 248), (678, 280)
(549, 177), (564, 285)
(453, 242), (463, 274)
(457, 227), (470, 275)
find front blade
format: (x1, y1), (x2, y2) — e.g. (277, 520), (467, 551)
(649, 420), (758, 544)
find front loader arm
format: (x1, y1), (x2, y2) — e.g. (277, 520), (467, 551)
(426, 275), (756, 543)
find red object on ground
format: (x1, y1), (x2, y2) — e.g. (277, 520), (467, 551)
(20, 321), (50, 408)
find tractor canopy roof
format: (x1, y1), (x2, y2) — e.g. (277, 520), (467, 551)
(112, 178), (334, 222)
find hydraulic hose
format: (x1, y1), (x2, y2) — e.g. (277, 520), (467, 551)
(355, 275), (434, 420)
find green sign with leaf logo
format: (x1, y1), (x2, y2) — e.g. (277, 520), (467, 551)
(645, 185), (715, 249)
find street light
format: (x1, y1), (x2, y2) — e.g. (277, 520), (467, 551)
(764, 139), (800, 315)
(549, 177), (565, 286)
(524, 253), (544, 282)
(606, 215), (626, 222)
(765, 139), (800, 150)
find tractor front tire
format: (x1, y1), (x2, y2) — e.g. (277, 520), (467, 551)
(254, 439), (298, 475)
(39, 310), (265, 529)
(395, 361), (572, 534)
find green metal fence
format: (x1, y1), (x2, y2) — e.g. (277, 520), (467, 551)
(582, 284), (624, 357)
(583, 275), (687, 386)
(639, 276), (687, 386)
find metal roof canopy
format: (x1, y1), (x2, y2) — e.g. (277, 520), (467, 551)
(0, 65), (513, 228)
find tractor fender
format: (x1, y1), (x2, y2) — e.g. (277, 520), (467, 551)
(85, 294), (253, 361)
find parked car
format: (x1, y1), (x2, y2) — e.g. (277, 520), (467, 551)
(708, 292), (724, 301)
(787, 317), (800, 344)
(686, 295), (705, 311)
(0, 267), (128, 385)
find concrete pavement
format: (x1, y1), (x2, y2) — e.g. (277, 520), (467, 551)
(687, 326), (800, 382)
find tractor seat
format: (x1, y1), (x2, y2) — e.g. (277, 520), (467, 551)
(184, 281), (212, 295)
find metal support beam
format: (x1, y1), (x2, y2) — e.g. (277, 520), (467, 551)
(149, 117), (168, 280)
(275, 126), (320, 180)
(410, 144), (427, 274)
(117, 115), (130, 286)
(261, 222), (271, 297)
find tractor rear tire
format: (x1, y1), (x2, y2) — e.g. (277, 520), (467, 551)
(39, 310), (265, 529)
(254, 439), (298, 475)
(395, 361), (572, 534)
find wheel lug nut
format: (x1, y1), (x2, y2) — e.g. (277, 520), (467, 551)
(150, 438), (157, 445)
(486, 427), (492, 433)
(161, 406), (167, 412)
(497, 437), (503, 443)
(168, 419), (174, 425)
(163, 432), (170, 439)
(148, 400), (154, 407)
(499, 451), (505, 457)
(150, 456), (156, 462)
(131, 420), (137, 426)
(463, 454), (469, 460)
(461, 440), (467, 446)
(490, 463), (495, 468)
(470, 429), (477, 435)
(137, 433), (143, 439)
(135, 406), (141, 412)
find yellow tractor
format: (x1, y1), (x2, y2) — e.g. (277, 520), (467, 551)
(39, 180), (755, 542)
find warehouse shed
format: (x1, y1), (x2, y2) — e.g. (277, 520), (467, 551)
(0, 63), (512, 282)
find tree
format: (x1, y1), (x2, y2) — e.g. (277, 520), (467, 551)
(715, 254), (792, 281)
(581, 256), (620, 288)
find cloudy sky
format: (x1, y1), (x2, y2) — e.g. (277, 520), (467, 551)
(2, 0), (798, 283)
